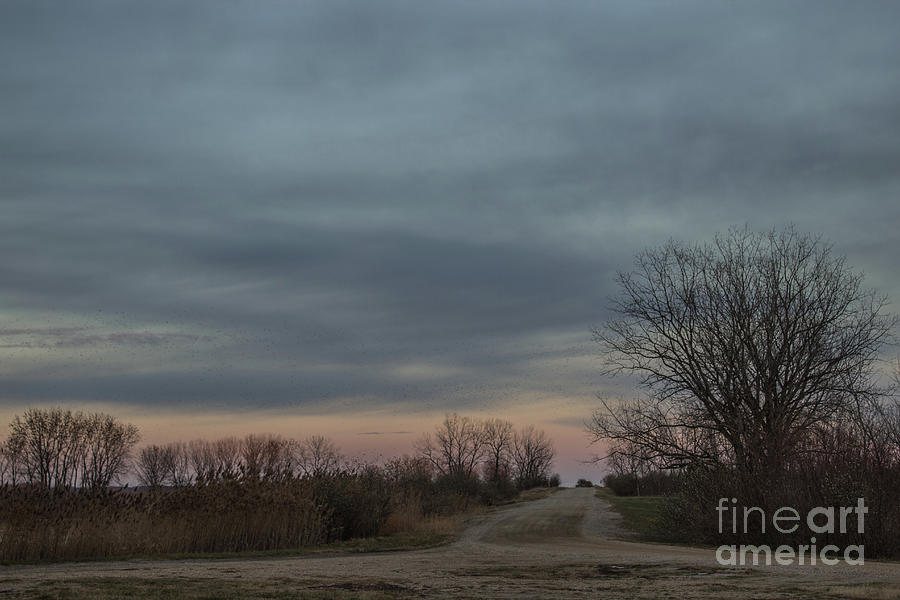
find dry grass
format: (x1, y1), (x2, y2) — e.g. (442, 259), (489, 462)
(4, 576), (406, 599)
(455, 562), (751, 580)
(0, 481), (333, 562)
(0, 476), (519, 563)
(594, 487), (667, 540)
(505, 486), (560, 504)
(813, 583), (900, 600)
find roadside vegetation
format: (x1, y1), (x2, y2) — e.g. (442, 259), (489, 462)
(0, 410), (558, 563)
(594, 487), (666, 541)
(16, 577), (405, 600)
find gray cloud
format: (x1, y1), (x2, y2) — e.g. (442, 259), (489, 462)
(0, 328), (208, 349)
(1, 1), (898, 415)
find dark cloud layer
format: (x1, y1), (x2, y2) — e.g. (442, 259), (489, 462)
(1, 1), (898, 414)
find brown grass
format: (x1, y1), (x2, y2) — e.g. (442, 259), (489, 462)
(0, 474), (515, 563)
(0, 480), (333, 562)
(8, 576), (406, 599)
(814, 584), (900, 600)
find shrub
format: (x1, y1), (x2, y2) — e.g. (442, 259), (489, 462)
(654, 461), (900, 557)
(603, 470), (681, 496)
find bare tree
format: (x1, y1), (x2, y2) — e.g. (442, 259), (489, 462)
(187, 439), (217, 482)
(297, 435), (342, 477)
(7, 408), (70, 487)
(142, 436), (295, 486)
(511, 425), (555, 489)
(383, 454), (433, 484)
(5, 408), (139, 489)
(166, 441), (193, 487)
(481, 418), (514, 482)
(183, 437), (242, 481)
(0, 440), (11, 485)
(1, 433), (25, 486)
(887, 359), (900, 453)
(241, 434), (296, 480)
(212, 437), (242, 480)
(604, 439), (659, 496)
(415, 414), (485, 479)
(240, 434), (267, 479)
(52, 411), (87, 488)
(135, 444), (171, 488)
(589, 227), (896, 474)
(79, 413), (140, 489)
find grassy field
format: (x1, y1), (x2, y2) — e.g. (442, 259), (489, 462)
(594, 487), (667, 540)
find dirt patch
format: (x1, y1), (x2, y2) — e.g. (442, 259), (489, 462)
(457, 562), (753, 581)
(321, 580), (413, 593)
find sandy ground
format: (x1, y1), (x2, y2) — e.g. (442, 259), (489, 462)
(2, 487), (899, 598)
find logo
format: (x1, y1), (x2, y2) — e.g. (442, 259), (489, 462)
(714, 497), (866, 566)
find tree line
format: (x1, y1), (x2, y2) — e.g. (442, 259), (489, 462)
(1, 409), (555, 494)
(415, 414), (557, 490)
(133, 434), (341, 487)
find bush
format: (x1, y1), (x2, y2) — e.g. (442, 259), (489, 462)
(603, 470), (681, 497)
(576, 478), (593, 488)
(307, 466), (392, 540)
(603, 473), (637, 496)
(654, 461), (900, 558)
(479, 477), (518, 505)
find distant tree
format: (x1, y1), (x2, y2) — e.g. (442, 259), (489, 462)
(481, 418), (514, 482)
(0, 440), (13, 485)
(1, 431), (26, 486)
(211, 437), (242, 479)
(297, 435), (342, 477)
(135, 444), (171, 488)
(7, 409), (74, 487)
(887, 360), (900, 453)
(383, 454), (432, 485)
(166, 441), (193, 487)
(605, 440), (654, 496)
(79, 413), (140, 489)
(511, 425), (555, 489)
(589, 227), (895, 474)
(184, 437), (243, 481)
(240, 434), (296, 480)
(415, 414), (485, 479)
(5, 408), (139, 489)
(187, 439), (216, 482)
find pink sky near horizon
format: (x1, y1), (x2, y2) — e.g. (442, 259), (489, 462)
(0, 402), (610, 486)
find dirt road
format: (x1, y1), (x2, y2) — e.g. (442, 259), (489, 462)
(3, 488), (899, 598)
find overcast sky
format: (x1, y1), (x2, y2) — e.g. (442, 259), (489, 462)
(1, 2), (899, 476)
